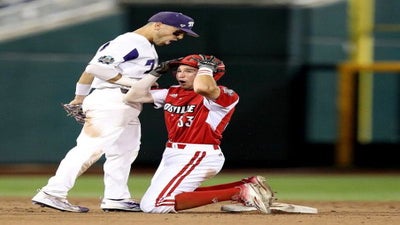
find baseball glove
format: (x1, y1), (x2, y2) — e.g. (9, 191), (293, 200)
(62, 103), (86, 124)
(149, 57), (184, 77)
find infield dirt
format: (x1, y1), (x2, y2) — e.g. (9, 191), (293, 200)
(1, 197), (399, 225)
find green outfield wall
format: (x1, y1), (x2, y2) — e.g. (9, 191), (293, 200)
(1, 1), (399, 168)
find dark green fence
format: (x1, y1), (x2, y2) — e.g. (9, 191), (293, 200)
(1, 1), (399, 168)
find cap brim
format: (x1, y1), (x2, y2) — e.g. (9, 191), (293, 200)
(168, 60), (192, 69)
(180, 28), (199, 37)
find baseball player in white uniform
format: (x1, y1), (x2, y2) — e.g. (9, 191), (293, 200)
(32, 11), (199, 213)
(123, 54), (274, 213)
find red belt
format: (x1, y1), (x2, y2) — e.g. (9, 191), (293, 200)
(165, 142), (219, 150)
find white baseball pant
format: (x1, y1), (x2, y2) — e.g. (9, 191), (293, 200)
(140, 143), (225, 213)
(42, 88), (142, 199)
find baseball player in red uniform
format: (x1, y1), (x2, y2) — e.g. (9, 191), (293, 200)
(32, 11), (199, 213)
(123, 54), (274, 213)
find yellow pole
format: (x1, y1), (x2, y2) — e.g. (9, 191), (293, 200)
(349, 0), (375, 143)
(337, 63), (357, 167)
(336, 0), (375, 167)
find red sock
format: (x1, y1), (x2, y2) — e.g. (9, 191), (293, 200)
(195, 180), (245, 191)
(175, 187), (240, 211)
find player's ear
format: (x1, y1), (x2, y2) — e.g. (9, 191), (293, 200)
(152, 22), (162, 31)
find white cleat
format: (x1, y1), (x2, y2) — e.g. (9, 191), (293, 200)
(32, 190), (89, 213)
(101, 198), (141, 212)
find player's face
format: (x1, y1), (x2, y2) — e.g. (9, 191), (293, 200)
(175, 65), (198, 89)
(153, 24), (185, 46)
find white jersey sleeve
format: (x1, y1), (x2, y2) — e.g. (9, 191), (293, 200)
(149, 89), (168, 109)
(89, 32), (158, 89)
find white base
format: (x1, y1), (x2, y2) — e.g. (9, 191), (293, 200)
(221, 202), (318, 214)
(270, 202), (318, 214)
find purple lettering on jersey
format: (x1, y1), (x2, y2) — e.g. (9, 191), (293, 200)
(123, 48), (139, 61)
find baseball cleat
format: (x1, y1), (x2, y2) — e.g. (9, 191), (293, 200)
(236, 183), (270, 214)
(32, 190), (89, 213)
(101, 198), (141, 212)
(242, 176), (276, 206)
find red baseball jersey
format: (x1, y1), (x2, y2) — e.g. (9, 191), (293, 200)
(151, 85), (239, 145)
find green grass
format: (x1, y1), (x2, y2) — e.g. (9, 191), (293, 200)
(1, 173), (399, 201)
(266, 174), (400, 201)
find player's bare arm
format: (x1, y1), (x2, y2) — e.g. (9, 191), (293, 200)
(123, 74), (158, 104)
(85, 64), (138, 87)
(193, 55), (221, 100)
(194, 70), (220, 100)
(123, 61), (170, 104)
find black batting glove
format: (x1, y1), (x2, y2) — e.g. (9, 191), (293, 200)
(149, 61), (170, 77)
(149, 57), (183, 77)
(195, 54), (218, 72)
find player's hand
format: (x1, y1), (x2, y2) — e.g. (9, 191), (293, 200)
(151, 81), (159, 89)
(69, 95), (85, 105)
(149, 61), (170, 77)
(195, 54), (218, 72)
(149, 57), (184, 77)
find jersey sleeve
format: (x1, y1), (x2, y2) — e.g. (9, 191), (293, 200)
(89, 35), (137, 66)
(209, 86), (239, 108)
(150, 89), (168, 109)
(88, 33), (158, 83)
(203, 86), (239, 120)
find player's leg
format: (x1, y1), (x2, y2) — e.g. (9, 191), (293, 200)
(103, 123), (140, 199)
(32, 128), (104, 213)
(175, 183), (269, 213)
(172, 154), (270, 213)
(33, 89), (137, 212)
(174, 186), (239, 210)
(196, 176), (275, 207)
(194, 180), (244, 191)
(195, 176), (269, 191)
(36, 98), (115, 197)
(81, 88), (141, 200)
(140, 148), (229, 213)
(39, 144), (103, 198)
(101, 120), (141, 212)
(96, 95), (142, 211)
(140, 147), (270, 213)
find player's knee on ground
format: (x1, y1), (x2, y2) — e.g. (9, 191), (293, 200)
(140, 203), (175, 214)
(140, 197), (176, 214)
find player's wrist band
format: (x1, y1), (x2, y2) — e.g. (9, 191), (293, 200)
(75, 83), (91, 96)
(197, 67), (213, 76)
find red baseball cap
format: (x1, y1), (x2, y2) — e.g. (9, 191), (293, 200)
(170, 54), (226, 81)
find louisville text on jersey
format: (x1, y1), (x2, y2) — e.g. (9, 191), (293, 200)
(164, 103), (195, 114)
